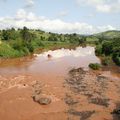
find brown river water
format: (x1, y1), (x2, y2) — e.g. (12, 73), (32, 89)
(0, 46), (120, 120)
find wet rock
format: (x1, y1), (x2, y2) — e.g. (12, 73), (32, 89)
(64, 95), (78, 106)
(32, 81), (42, 95)
(111, 104), (120, 120)
(69, 68), (86, 75)
(32, 94), (41, 102)
(112, 108), (120, 115)
(48, 54), (52, 58)
(68, 109), (95, 120)
(32, 94), (51, 105)
(38, 97), (51, 105)
(34, 88), (42, 95)
(69, 68), (86, 78)
(97, 75), (107, 81)
(89, 97), (109, 107)
(83, 91), (93, 98)
(32, 81), (52, 105)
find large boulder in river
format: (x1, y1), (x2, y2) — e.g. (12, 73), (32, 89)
(32, 94), (51, 105)
(32, 94), (41, 102)
(38, 97), (51, 105)
(32, 81), (51, 105)
(47, 54), (52, 58)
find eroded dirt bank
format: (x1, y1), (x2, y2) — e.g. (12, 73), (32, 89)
(0, 68), (120, 120)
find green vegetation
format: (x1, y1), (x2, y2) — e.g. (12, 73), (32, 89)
(101, 56), (111, 66)
(0, 43), (19, 58)
(86, 30), (120, 66)
(95, 34), (120, 66)
(0, 27), (86, 58)
(89, 63), (101, 70)
(93, 30), (120, 40)
(0, 27), (120, 67)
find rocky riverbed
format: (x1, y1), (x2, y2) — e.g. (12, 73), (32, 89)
(64, 68), (120, 120)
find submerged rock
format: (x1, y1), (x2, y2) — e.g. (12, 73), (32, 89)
(89, 97), (109, 107)
(48, 54), (52, 58)
(38, 97), (52, 105)
(69, 68), (86, 75)
(112, 108), (120, 115)
(32, 95), (51, 105)
(32, 94), (41, 102)
(68, 109), (95, 120)
(32, 81), (42, 95)
(64, 95), (78, 105)
(32, 81), (51, 105)
(111, 107), (120, 120)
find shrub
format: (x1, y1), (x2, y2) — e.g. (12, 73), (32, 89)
(0, 43), (18, 58)
(102, 57), (111, 66)
(95, 45), (102, 56)
(112, 52), (120, 66)
(89, 63), (101, 70)
(102, 41), (113, 55)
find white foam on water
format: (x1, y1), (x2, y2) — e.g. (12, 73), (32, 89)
(35, 46), (95, 59)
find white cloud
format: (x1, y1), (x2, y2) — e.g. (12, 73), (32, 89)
(96, 4), (111, 13)
(0, 9), (116, 34)
(15, 9), (27, 19)
(58, 10), (69, 17)
(24, 0), (35, 8)
(76, 0), (120, 13)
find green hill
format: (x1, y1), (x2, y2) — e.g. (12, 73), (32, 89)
(93, 30), (120, 39)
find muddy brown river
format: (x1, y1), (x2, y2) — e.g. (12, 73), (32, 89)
(0, 46), (120, 120)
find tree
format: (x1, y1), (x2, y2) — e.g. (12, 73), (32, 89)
(112, 47), (120, 66)
(102, 41), (113, 55)
(95, 45), (102, 56)
(20, 26), (34, 42)
(2, 30), (10, 40)
(48, 35), (58, 41)
(79, 36), (86, 45)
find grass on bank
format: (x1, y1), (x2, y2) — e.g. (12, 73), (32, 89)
(89, 63), (101, 70)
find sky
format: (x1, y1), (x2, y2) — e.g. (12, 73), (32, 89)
(0, 0), (120, 34)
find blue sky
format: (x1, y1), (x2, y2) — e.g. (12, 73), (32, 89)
(0, 0), (120, 34)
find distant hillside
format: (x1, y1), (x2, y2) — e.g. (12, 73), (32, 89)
(92, 30), (120, 39)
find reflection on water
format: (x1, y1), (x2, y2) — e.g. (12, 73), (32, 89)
(0, 46), (100, 75)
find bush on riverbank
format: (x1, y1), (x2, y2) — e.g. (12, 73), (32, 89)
(95, 45), (102, 56)
(101, 57), (111, 66)
(95, 37), (120, 66)
(112, 48), (120, 66)
(0, 43), (19, 58)
(89, 63), (101, 70)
